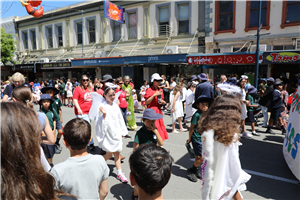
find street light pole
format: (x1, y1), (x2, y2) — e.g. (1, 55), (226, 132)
(81, 10), (84, 58)
(254, 1), (262, 88)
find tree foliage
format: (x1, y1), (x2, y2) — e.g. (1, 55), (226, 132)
(1, 27), (16, 66)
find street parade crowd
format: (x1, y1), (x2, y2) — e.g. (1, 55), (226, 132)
(1, 71), (297, 200)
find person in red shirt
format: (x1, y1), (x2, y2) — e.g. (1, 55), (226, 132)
(97, 74), (113, 96)
(72, 74), (95, 150)
(116, 78), (130, 124)
(129, 78), (134, 89)
(144, 73), (168, 141)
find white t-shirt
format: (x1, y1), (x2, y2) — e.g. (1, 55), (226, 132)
(170, 82), (176, 91)
(51, 154), (109, 199)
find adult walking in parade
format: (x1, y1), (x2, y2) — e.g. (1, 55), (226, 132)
(2, 72), (25, 102)
(122, 76), (137, 130)
(144, 73), (168, 141)
(194, 73), (214, 101)
(72, 74), (95, 150)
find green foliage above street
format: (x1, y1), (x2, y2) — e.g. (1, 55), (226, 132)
(1, 27), (16, 66)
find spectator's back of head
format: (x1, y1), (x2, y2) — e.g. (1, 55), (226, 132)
(63, 118), (91, 150)
(129, 144), (174, 196)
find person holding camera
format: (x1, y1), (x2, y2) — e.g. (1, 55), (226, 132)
(144, 73), (168, 141)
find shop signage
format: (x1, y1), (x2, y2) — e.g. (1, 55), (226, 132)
(187, 53), (263, 65)
(124, 54), (187, 64)
(13, 64), (35, 70)
(72, 57), (124, 66)
(41, 62), (72, 68)
(263, 51), (300, 64)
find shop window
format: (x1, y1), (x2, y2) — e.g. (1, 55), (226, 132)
(233, 47), (248, 52)
(245, 1), (270, 32)
(46, 27), (53, 48)
(177, 3), (189, 34)
(281, 1), (300, 28)
(88, 19), (95, 43)
(30, 30), (36, 50)
(214, 1), (236, 35)
(76, 22), (82, 44)
(128, 12), (137, 39)
(158, 6), (169, 36)
(113, 21), (121, 41)
(273, 46), (284, 50)
(57, 25), (63, 47)
(22, 31), (28, 50)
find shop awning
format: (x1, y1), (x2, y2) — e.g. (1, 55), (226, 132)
(71, 57), (124, 67)
(263, 50), (300, 64)
(40, 62), (72, 69)
(186, 52), (263, 65)
(124, 54), (187, 64)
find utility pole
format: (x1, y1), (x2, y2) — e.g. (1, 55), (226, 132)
(81, 10), (84, 58)
(254, 1), (262, 88)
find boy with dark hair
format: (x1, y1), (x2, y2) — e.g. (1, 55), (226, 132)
(186, 95), (212, 182)
(42, 85), (63, 154)
(129, 143), (173, 200)
(51, 118), (109, 200)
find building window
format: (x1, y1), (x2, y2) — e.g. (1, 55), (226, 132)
(22, 31), (28, 50)
(113, 21), (121, 41)
(57, 25), (63, 47)
(281, 1), (300, 28)
(143, 7), (149, 37)
(76, 22), (82, 44)
(158, 6), (169, 36)
(214, 1), (236, 35)
(128, 12), (137, 39)
(100, 15), (105, 42)
(88, 19), (95, 43)
(177, 3), (189, 34)
(30, 30), (36, 50)
(245, 1), (270, 32)
(46, 27), (53, 48)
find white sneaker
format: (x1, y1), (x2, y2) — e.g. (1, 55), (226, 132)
(242, 132), (253, 138)
(252, 131), (260, 136)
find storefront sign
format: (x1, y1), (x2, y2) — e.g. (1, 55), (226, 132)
(13, 64), (35, 70)
(72, 57), (124, 67)
(187, 53), (262, 65)
(41, 62), (72, 68)
(283, 77), (300, 181)
(263, 51), (300, 64)
(124, 54), (187, 64)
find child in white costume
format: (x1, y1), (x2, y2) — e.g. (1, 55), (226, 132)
(199, 94), (251, 200)
(90, 87), (129, 183)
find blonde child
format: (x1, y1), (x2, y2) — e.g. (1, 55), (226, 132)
(132, 89), (139, 112)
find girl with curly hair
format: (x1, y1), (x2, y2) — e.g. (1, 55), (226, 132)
(199, 94), (251, 200)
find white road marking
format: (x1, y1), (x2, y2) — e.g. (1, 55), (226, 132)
(244, 169), (300, 185)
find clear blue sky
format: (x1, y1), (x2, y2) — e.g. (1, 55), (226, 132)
(1, 1), (83, 19)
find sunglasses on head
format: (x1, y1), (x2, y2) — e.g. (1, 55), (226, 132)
(82, 79), (89, 82)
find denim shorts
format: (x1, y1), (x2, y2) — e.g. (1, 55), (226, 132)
(192, 141), (202, 157)
(56, 119), (62, 130)
(270, 107), (282, 120)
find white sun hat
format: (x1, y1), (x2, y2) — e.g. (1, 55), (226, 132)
(151, 73), (163, 83)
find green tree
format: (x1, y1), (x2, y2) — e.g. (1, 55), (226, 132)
(1, 27), (16, 67)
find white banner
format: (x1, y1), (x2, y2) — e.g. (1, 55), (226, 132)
(283, 81), (300, 181)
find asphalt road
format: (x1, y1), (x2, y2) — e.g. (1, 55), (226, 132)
(34, 104), (300, 200)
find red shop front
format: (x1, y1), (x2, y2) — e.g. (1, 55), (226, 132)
(186, 52), (265, 84)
